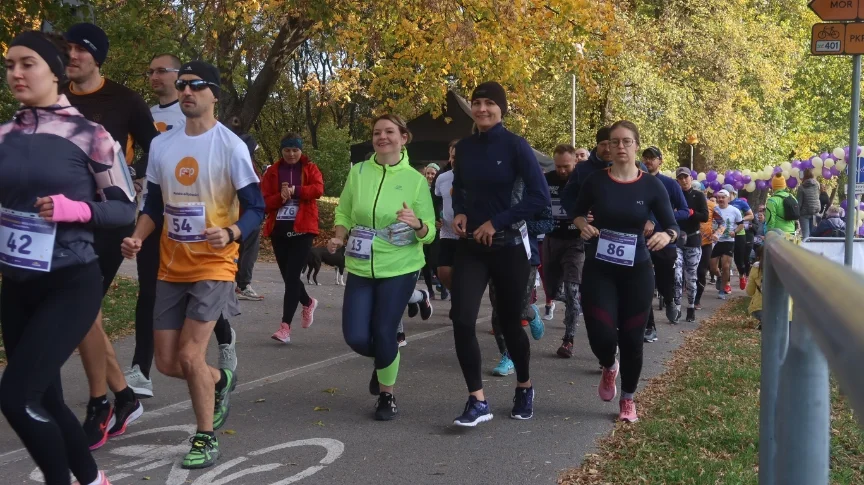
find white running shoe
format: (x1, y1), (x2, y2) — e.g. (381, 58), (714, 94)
(123, 364), (153, 399)
(218, 328), (238, 371)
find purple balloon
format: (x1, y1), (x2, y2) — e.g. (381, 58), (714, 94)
(706, 170), (717, 182)
(859, 202), (864, 211)
(859, 226), (864, 237)
(859, 146), (863, 156)
(831, 165), (840, 176)
(756, 180), (767, 191)
(774, 166), (783, 174)
(734, 180), (745, 191)
(820, 152), (830, 160)
(791, 160), (802, 169)
(691, 170), (698, 179)
(787, 177), (798, 189)
(801, 159), (812, 170)
(822, 167), (833, 179)
(841, 199), (849, 211)
(743, 175), (752, 184)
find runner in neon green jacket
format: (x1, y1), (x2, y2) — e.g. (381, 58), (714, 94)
(334, 152), (436, 279)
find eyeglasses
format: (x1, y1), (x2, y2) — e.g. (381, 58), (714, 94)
(175, 79), (218, 92)
(609, 138), (636, 147)
(145, 68), (179, 77)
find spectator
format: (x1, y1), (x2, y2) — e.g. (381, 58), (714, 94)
(765, 174), (798, 236)
(819, 185), (830, 215)
(797, 169), (821, 239)
(812, 206), (846, 237)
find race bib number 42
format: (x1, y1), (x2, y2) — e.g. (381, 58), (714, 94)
(346, 228), (374, 260)
(0, 208), (56, 272)
(165, 204), (207, 243)
(596, 229), (637, 267)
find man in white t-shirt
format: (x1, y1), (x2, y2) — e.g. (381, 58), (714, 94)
(125, 54), (238, 400)
(709, 189), (743, 299)
(435, 142), (459, 291)
(121, 61), (264, 470)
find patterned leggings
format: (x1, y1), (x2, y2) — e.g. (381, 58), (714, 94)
(674, 247), (702, 307)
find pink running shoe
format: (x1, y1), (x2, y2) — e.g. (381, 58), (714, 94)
(598, 361), (619, 402)
(619, 399), (638, 423)
(271, 322), (291, 343)
(301, 298), (318, 329)
(73, 471), (111, 485)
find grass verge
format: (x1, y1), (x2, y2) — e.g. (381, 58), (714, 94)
(559, 297), (864, 485)
(0, 276), (140, 366)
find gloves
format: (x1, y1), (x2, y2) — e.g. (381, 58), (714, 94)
(49, 194), (92, 223)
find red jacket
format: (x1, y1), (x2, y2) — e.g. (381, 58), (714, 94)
(262, 155), (323, 237)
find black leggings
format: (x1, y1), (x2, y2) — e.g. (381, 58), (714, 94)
(451, 240), (531, 392)
(272, 234), (313, 324)
(133, 222), (233, 378)
(581, 258), (654, 394)
(695, 243), (712, 304)
(421, 240), (439, 295)
(651, 245), (676, 303)
(0, 263), (102, 485)
(733, 234), (750, 275)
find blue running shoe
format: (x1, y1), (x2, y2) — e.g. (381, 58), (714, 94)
(528, 304), (544, 340)
(511, 387), (534, 420)
(453, 396), (493, 427)
(492, 353), (515, 376)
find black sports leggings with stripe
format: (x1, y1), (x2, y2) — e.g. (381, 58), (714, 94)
(0, 263), (102, 485)
(581, 257), (654, 394)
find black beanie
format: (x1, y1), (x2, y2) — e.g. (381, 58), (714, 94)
(64, 23), (109, 65)
(10, 31), (68, 84)
(595, 126), (611, 144)
(471, 81), (508, 115)
(179, 61), (221, 99)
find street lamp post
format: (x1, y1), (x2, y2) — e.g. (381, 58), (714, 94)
(685, 133), (699, 170)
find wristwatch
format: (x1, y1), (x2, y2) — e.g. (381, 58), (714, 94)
(225, 227), (236, 243)
(665, 229), (678, 243)
(414, 218), (424, 231)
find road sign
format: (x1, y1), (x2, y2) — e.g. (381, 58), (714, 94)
(856, 157), (864, 195)
(812, 23), (846, 55)
(847, 23), (864, 54)
(809, 0), (860, 21)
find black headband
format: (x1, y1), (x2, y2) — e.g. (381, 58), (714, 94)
(10, 32), (67, 84)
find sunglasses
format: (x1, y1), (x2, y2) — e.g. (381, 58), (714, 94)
(174, 79), (218, 92)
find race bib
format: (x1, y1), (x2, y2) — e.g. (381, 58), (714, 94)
(165, 203), (207, 243)
(520, 223), (531, 260)
(0, 208), (56, 272)
(346, 228), (375, 260)
(276, 200), (299, 221)
(551, 199), (569, 220)
(596, 229), (637, 267)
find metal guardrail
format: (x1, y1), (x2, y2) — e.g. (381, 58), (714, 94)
(759, 231), (864, 485)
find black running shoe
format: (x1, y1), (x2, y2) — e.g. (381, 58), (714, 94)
(407, 303), (419, 318)
(369, 368), (380, 396)
(374, 392), (398, 421)
(644, 327), (658, 343)
(108, 398), (143, 437)
(419, 289), (433, 320)
(83, 401), (114, 450)
(686, 307), (696, 322)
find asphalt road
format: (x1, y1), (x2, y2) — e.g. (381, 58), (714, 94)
(0, 260), (734, 484)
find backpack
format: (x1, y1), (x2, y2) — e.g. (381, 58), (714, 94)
(774, 192), (800, 221)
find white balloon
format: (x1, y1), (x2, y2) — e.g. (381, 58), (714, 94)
(833, 147), (846, 159)
(813, 159), (824, 169)
(697, 172), (706, 181)
(790, 167), (800, 178)
(781, 170), (790, 179)
(825, 159), (835, 168)
(742, 169), (752, 176)
(717, 174), (725, 184)
(837, 160), (847, 171)
(746, 181), (756, 192)
(763, 165), (773, 175)
(780, 161), (792, 172)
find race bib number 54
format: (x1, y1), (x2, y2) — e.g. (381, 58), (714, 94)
(165, 204), (207, 243)
(596, 229), (637, 267)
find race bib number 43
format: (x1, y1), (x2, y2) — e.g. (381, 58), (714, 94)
(0, 208), (56, 272)
(165, 204), (207, 243)
(596, 229), (637, 267)
(346, 228), (374, 260)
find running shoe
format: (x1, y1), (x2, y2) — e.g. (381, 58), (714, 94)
(213, 369), (237, 430)
(419, 289), (433, 320)
(724, 284), (732, 295)
(715, 277), (723, 291)
(108, 398), (143, 437)
(528, 304), (544, 340)
(236, 285), (264, 301)
(301, 298), (318, 328)
(543, 302), (556, 320)
(453, 396), (493, 427)
(739, 276), (747, 291)
(709, 275), (716, 284)
(619, 399), (638, 423)
(72, 471), (111, 485)
(665, 302), (680, 324)
(520, 319), (528, 327)
(440, 287), (450, 300)
(182, 433), (219, 469)
(123, 364), (153, 399)
(83, 401), (114, 450)
(407, 302), (419, 318)
(369, 368), (380, 396)
(397, 332), (407, 347)
(557, 339), (574, 358)
(271, 322), (291, 343)
(643, 327), (658, 343)
(686, 307), (696, 323)
(374, 392), (398, 421)
(218, 327), (237, 371)
(511, 387), (534, 420)
(718, 290), (727, 300)
(598, 362), (619, 402)
(492, 353), (515, 376)
(658, 294), (664, 310)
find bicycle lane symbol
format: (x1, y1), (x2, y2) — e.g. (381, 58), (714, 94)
(27, 425), (345, 484)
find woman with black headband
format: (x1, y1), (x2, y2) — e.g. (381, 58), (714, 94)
(262, 133), (324, 343)
(0, 31), (136, 485)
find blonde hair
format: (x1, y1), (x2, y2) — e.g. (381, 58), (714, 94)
(372, 114), (413, 144)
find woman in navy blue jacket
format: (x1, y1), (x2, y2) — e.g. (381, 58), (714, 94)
(449, 82), (551, 426)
